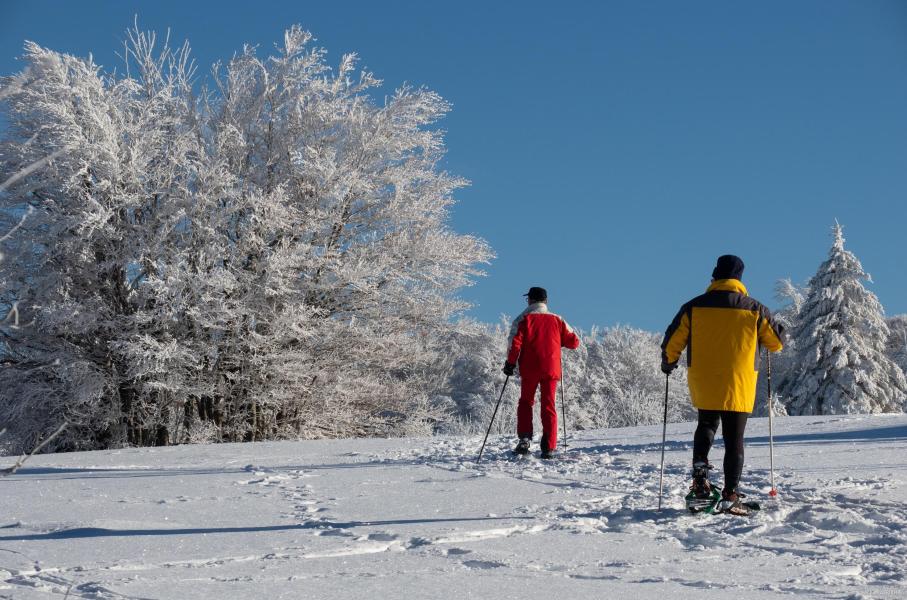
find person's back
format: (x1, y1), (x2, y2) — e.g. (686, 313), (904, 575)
(504, 287), (580, 458)
(508, 303), (575, 380)
(663, 277), (781, 413)
(661, 255), (784, 515)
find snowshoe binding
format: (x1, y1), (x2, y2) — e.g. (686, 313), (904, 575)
(714, 490), (761, 516)
(685, 461), (720, 513)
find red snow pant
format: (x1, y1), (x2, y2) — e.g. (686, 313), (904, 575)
(517, 374), (558, 451)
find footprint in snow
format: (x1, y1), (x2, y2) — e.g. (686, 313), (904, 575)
(317, 529), (354, 538)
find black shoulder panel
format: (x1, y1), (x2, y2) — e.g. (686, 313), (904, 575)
(690, 290), (761, 311)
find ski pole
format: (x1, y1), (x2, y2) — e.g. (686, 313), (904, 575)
(767, 351), (777, 497)
(657, 373), (669, 512)
(560, 356), (568, 451)
(477, 376), (510, 463)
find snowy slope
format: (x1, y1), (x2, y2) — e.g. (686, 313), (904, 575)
(2, 414), (906, 599)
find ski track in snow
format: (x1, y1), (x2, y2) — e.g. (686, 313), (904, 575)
(1, 415), (906, 599)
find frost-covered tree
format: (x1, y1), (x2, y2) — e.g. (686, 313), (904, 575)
(754, 278), (808, 417)
(783, 223), (906, 415)
(0, 25), (491, 452)
(567, 325), (693, 429)
(431, 318), (517, 435)
(774, 278), (807, 331)
(886, 315), (907, 376)
(440, 322), (695, 435)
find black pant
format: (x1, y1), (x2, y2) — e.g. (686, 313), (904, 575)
(693, 409), (748, 493)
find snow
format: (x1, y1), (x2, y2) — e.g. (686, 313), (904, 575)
(2, 415), (906, 599)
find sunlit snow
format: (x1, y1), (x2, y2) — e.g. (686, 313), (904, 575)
(2, 414), (905, 599)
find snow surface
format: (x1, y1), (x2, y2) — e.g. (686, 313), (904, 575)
(2, 414), (906, 599)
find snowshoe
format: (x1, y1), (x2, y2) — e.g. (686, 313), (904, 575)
(539, 447), (559, 460)
(512, 437), (531, 456)
(685, 485), (721, 513)
(685, 461), (718, 513)
(713, 490), (761, 516)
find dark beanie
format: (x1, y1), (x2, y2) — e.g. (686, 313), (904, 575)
(524, 286), (548, 302)
(712, 255), (745, 281)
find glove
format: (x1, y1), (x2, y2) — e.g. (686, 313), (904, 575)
(661, 360), (678, 375)
(502, 361), (516, 376)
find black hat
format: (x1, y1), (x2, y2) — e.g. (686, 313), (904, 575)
(712, 255), (745, 281)
(523, 286), (548, 302)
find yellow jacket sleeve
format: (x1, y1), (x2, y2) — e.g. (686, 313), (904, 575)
(758, 314), (784, 353)
(661, 309), (691, 365)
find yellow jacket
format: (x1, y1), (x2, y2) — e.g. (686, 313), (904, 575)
(661, 279), (784, 413)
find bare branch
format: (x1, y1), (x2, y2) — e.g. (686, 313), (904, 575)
(1, 421), (68, 476)
(0, 149), (67, 193)
(0, 205), (34, 245)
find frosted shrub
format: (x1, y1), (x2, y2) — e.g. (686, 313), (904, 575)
(0, 24), (491, 452)
(440, 323), (694, 435)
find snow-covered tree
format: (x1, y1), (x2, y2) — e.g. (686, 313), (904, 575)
(774, 278), (807, 330)
(782, 223), (906, 415)
(886, 315), (907, 376)
(439, 321), (695, 435)
(0, 24), (491, 452)
(754, 278), (808, 417)
(568, 325), (693, 429)
(431, 318), (517, 435)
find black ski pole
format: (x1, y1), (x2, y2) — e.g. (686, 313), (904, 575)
(477, 376), (510, 463)
(767, 351), (778, 497)
(560, 356), (568, 451)
(657, 373), (669, 512)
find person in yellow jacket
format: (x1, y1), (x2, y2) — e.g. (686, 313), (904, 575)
(661, 255), (784, 514)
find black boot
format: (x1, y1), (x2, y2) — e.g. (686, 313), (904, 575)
(690, 461), (713, 498)
(716, 488), (750, 515)
(513, 437), (531, 455)
(539, 446), (559, 460)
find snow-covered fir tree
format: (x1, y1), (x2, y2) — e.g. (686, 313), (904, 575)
(754, 278), (809, 418)
(782, 223), (907, 415)
(0, 25), (491, 452)
(886, 315), (907, 376)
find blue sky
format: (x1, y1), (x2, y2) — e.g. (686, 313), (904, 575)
(3, 1), (906, 332)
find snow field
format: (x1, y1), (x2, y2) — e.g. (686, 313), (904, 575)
(1, 414), (906, 599)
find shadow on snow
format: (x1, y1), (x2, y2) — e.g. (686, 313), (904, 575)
(0, 515), (534, 542)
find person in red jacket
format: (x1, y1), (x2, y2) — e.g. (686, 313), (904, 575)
(503, 287), (581, 459)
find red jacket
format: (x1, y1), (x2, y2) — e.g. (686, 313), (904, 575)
(507, 303), (580, 380)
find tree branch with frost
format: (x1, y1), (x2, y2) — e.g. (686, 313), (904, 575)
(0, 68), (32, 102)
(0, 205), (34, 247)
(0, 421), (68, 475)
(0, 150), (67, 194)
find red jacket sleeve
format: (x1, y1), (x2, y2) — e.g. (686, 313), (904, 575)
(506, 317), (526, 364)
(561, 319), (580, 350)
